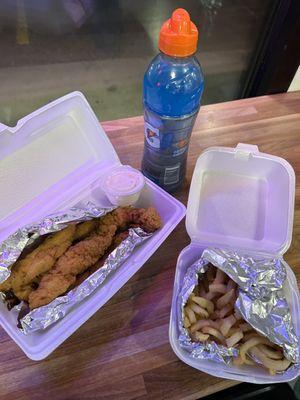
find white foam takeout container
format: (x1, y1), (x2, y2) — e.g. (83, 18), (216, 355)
(169, 143), (300, 384)
(0, 91), (186, 360)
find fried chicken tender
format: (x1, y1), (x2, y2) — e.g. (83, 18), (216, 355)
(0, 220), (98, 301)
(111, 206), (161, 233)
(69, 231), (130, 291)
(0, 276), (12, 293)
(28, 207), (161, 309)
(73, 219), (98, 241)
(29, 224), (117, 309)
(0, 225), (76, 300)
(131, 207), (162, 232)
(14, 286), (35, 301)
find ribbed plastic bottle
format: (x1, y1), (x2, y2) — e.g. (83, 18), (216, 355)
(142, 8), (204, 192)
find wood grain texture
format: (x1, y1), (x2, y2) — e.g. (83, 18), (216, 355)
(0, 92), (299, 400)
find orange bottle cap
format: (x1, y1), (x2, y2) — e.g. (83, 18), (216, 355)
(158, 8), (198, 57)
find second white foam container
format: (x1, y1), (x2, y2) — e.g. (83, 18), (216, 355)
(0, 91), (186, 360)
(169, 143), (300, 384)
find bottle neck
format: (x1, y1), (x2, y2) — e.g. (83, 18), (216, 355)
(159, 51), (197, 63)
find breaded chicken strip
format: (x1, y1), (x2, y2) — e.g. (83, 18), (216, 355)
(73, 219), (98, 241)
(0, 220), (98, 301)
(29, 207), (161, 309)
(29, 224), (117, 309)
(0, 225), (76, 299)
(108, 206), (161, 233)
(68, 231), (130, 291)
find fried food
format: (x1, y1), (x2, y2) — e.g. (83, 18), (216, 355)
(28, 224), (118, 309)
(183, 263), (291, 375)
(190, 295), (214, 314)
(193, 331), (209, 342)
(106, 206), (161, 233)
(219, 315), (236, 336)
(73, 219), (98, 241)
(28, 207), (161, 309)
(190, 319), (219, 333)
(250, 346), (291, 372)
(68, 231), (130, 291)
(226, 330), (243, 347)
(257, 344), (283, 360)
(0, 206), (161, 313)
(0, 221), (99, 302)
(0, 225), (76, 300)
(239, 335), (270, 362)
(202, 326), (226, 345)
(129, 207), (162, 233)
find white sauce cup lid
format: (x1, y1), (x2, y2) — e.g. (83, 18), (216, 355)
(103, 165), (145, 197)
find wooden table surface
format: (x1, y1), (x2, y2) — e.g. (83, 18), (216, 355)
(1, 92), (300, 400)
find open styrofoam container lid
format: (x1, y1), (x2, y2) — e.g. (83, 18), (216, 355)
(0, 91), (120, 231)
(186, 143), (295, 255)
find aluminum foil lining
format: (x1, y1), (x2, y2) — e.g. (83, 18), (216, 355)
(0, 202), (115, 283)
(0, 202), (153, 333)
(178, 257), (238, 364)
(178, 248), (299, 365)
(19, 227), (151, 334)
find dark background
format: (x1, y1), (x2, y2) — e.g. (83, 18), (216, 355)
(0, 0), (274, 124)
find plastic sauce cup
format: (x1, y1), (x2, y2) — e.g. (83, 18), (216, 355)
(103, 165), (145, 206)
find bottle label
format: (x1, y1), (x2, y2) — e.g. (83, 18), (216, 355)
(144, 121), (191, 157)
(164, 164), (180, 185)
(144, 123), (160, 149)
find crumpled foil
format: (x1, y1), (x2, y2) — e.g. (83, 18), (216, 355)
(178, 257), (238, 364)
(19, 227), (151, 334)
(178, 248), (299, 366)
(0, 202), (153, 333)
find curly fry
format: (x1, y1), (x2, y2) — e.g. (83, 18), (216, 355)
(194, 331), (209, 342)
(226, 330), (243, 347)
(185, 306), (197, 324)
(238, 322), (254, 333)
(239, 336), (270, 362)
(202, 326), (226, 345)
(189, 303), (209, 319)
(227, 327), (241, 336)
(233, 356), (244, 366)
(257, 344), (283, 360)
(205, 291), (218, 301)
(191, 295), (214, 314)
(220, 315), (236, 336)
(214, 269), (226, 284)
(244, 356), (255, 366)
(208, 283), (227, 294)
(184, 316), (191, 329)
(190, 319), (219, 333)
(217, 303), (234, 319)
(250, 347), (291, 371)
(216, 289), (235, 309)
(242, 332), (260, 342)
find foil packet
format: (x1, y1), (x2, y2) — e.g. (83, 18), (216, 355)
(19, 227), (151, 334)
(178, 248), (299, 366)
(0, 202), (153, 333)
(0, 202), (115, 284)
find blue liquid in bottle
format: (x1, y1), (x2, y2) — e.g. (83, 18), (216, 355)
(142, 9), (204, 192)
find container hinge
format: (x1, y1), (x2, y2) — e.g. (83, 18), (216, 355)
(234, 143), (259, 160)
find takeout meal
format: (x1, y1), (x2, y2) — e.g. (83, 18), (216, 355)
(0, 206), (161, 315)
(183, 263), (292, 375)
